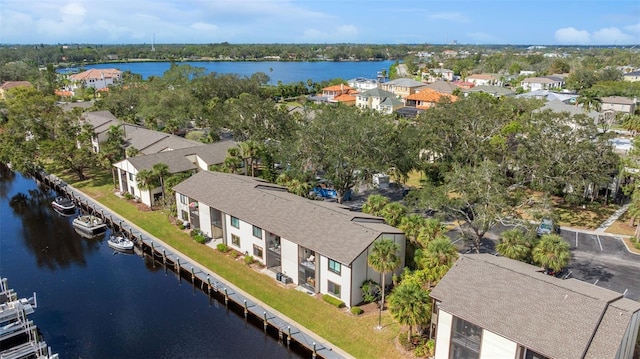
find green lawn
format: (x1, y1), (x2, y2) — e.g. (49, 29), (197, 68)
(62, 167), (405, 359)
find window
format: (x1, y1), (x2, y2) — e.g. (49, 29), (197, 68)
(128, 173), (133, 181)
(181, 210), (188, 221)
(179, 194), (188, 205)
(328, 259), (341, 275)
(253, 245), (263, 258)
(450, 317), (482, 359)
(252, 225), (262, 239)
(327, 281), (341, 297)
(231, 234), (240, 247)
(230, 216), (239, 228)
(522, 348), (550, 359)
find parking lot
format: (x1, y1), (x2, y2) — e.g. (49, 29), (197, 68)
(449, 225), (640, 301)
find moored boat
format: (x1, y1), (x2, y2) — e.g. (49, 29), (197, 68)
(72, 215), (107, 235)
(107, 233), (134, 251)
(51, 196), (76, 214)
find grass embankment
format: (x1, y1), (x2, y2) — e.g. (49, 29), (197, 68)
(66, 169), (403, 359)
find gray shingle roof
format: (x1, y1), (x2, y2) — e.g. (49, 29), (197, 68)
(173, 171), (403, 264)
(464, 85), (514, 96)
(384, 78), (425, 87)
(122, 141), (237, 173)
(430, 254), (640, 359)
(600, 96), (635, 105)
(423, 80), (458, 94)
(535, 100), (600, 119)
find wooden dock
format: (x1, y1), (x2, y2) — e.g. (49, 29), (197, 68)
(38, 171), (349, 359)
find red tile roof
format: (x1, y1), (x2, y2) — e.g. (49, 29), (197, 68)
(406, 88), (457, 103)
(0, 81), (32, 90)
(69, 68), (122, 81)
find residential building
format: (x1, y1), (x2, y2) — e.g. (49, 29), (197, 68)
(430, 254), (640, 359)
(173, 171), (406, 307)
(516, 90), (578, 104)
(466, 73), (502, 87)
(347, 77), (379, 91)
(380, 78), (426, 99)
(321, 84), (355, 100)
(113, 141), (237, 207)
(68, 68), (122, 91)
(82, 111), (202, 155)
(0, 81), (32, 99)
(623, 70), (640, 82)
(422, 80), (459, 95)
(520, 76), (565, 91)
(463, 85), (514, 98)
(422, 68), (455, 83)
(600, 96), (637, 115)
(533, 100), (600, 122)
(452, 81), (475, 90)
(355, 88), (404, 114)
(405, 89), (457, 109)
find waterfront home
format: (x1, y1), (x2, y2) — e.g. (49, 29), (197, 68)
(113, 141), (236, 207)
(421, 80), (459, 95)
(600, 96), (637, 115)
(520, 75), (565, 91)
(82, 110), (201, 155)
(404, 89), (457, 109)
(355, 88), (404, 114)
(173, 171), (406, 308)
(68, 68), (122, 91)
(430, 254), (640, 359)
(347, 77), (379, 91)
(380, 78), (426, 99)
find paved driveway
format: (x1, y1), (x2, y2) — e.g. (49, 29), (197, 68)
(448, 225), (640, 301)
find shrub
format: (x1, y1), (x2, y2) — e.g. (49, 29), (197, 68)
(322, 294), (345, 308)
(244, 255), (255, 265)
(350, 307), (363, 315)
(124, 192), (134, 200)
(360, 279), (380, 304)
(194, 234), (207, 244)
(632, 237), (640, 249)
(414, 338), (435, 358)
(216, 243), (229, 252)
(178, 223), (185, 230)
(230, 251), (240, 259)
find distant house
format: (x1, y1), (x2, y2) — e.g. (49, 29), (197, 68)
(466, 73), (502, 87)
(422, 68), (455, 83)
(520, 76), (565, 91)
(347, 77), (379, 91)
(321, 84), (355, 100)
(533, 100), (600, 122)
(405, 89), (457, 109)
(0, 81), (32, 99)
(463, 85), (514, 98)
(82, 110), (202, 155)
(622, 70), (640, 82)
(452, 81), (475, 90)
(431, 254), (640, 359)
(68, 68), (122, 91)
(516, 90), (578, 104)
(600, 96), (637, 115)
(355, 88), (404, 114)
(422, 80), (459, 95)
(380, 78), (426, 99)
(172, 171), (406, 308)
(113, 141), (237, 207)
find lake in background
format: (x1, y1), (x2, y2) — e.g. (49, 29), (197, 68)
(0, 167), (302, 359)
(60, 60), (395, 84)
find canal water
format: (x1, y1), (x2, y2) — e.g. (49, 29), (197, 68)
(0, 167), (302, 359)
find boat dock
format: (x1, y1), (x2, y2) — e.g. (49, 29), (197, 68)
(0, 278), (58, 359)
(38, 171), (349, 359)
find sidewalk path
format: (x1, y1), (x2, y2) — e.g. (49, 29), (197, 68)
(595, 203), (630, 233)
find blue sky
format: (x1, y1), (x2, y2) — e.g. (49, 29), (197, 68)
(1, 0), (639, 45)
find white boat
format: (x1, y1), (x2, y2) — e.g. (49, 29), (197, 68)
(72, 215), (107, 235)
(108, 233), (134, 251)
(51, 196), (75, 213)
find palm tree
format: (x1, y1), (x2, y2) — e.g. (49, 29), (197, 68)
(388, 280), (431, 341)
(415, 218), (447, 248)
(415, 237), (458, 288)
(361, 194), (389, 216)
(496, 229), (534, 262)
(287, 179), (311, 197)
(152, 163), (170, 204)
(398, 214), (426, 245)
(135, 169), (157, 192)
(240, 140), (261, 177)
(368, 238), (401, 329)
(380, 202), (408, 227)
(532, 234), (571, 273)
(126, 146), (140, 158)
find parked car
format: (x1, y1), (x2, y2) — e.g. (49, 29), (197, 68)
(536, 218), (560, 236)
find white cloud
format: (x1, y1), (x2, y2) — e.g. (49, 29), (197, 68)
(429, 12), (469, 23)
(592, 27), (636, 45)
(625, 23), (640, 34)
(190, 22), (219, 32)
(554, 27), (591, 45)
